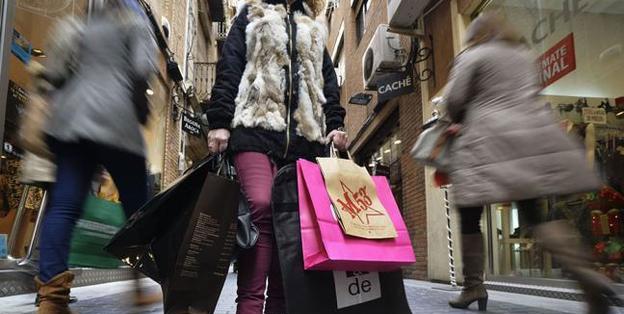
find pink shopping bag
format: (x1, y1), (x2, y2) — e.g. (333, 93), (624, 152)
(297, 159), (416, 271)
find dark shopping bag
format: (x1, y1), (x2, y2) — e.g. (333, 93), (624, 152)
(105, 156), (238, 314)
(68, 195), (126, 268)
(272, 164), (412, 314)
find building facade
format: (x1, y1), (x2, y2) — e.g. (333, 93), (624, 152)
(326, 0), (429, 280)
(0, 0), (229, 284)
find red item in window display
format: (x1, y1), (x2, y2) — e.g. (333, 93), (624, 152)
(599, 186), (624, 203)
(592, 210), (605, 236)
(608, 208), (622, 235)
(594, 242), (607, 261)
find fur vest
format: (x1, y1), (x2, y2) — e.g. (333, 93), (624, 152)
(231, 0), (329, 143)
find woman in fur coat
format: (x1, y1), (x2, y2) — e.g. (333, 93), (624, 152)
(204, 0), (347, 313)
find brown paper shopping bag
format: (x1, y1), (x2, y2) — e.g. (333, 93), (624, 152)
(316, 149), (397, 239)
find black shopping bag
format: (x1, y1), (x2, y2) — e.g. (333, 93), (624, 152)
(105, 157), (238, 314)
(271, 164), (412, 314)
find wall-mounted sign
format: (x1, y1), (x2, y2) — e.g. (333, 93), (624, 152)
(182, 113), (202, 136)
(538, 33), (576, 88)
(582, 107), (607, 124)
(11, 30), (32, 64)
(377, 71), (415, 104)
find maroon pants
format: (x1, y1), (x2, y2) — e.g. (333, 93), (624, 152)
(234, 152), (285, 314)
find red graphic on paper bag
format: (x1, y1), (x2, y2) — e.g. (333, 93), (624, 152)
(335, 181), (385, 225)
(538, 33), (576, 87)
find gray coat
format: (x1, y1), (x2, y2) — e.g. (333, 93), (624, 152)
(45, 13), (157, 157)
(445, 41), (600, 207)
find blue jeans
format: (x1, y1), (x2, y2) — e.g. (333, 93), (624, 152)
(39, 140), (147, 282)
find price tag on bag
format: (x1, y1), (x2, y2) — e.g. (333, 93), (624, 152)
(333, 271), (381, 309)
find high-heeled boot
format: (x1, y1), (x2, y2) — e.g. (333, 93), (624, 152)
(534, 220), (619, 314)
(449, 233), (488, 311)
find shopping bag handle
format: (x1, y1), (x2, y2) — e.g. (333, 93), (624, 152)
(329, 142), (353, 160)
(182, 154), (234, 179)
(215, 155), (234, 179)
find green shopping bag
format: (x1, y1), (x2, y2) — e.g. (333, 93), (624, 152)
(68, 195), (126, 268)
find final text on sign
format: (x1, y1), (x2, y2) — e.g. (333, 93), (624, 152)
(538, 33), (576, 87)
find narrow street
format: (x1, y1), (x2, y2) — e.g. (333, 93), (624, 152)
(1, 275), (594, 314)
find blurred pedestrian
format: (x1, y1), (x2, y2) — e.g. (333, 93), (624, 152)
(443, 12), (617, 313)
(33, 0), (158, 312)
(204, 0), (347, 313)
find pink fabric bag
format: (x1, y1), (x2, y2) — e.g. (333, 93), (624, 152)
(297, 159), (416, 271)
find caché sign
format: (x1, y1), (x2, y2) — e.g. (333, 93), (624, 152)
(377, 71), (415, 104)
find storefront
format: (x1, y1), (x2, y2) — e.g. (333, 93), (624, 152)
(357, 109), (404, 211)
(0, 1), (169, 266)
(473, 0), (624, 284)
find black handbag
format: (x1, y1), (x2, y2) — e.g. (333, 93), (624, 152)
(213, 156), (259, 250)
(237, 196), (259, 249)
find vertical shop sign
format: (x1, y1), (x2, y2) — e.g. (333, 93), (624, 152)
(182, 113), (202, 137)
(582, 108), (607, 124)
(538, 33), (576, 87)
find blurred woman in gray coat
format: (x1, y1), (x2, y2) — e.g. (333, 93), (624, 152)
(34, 1), (157, 312)
(445, 13), (616, 314)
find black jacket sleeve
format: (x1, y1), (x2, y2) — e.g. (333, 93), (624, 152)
(203, 8), (249, 130)
(322, 50), (346, 133)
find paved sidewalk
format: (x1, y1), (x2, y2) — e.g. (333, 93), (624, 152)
(1, 274), (609, 314)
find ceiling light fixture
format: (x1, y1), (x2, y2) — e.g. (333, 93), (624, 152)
(31, 48), (46, 57)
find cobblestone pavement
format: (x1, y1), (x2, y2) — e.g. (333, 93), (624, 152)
(2, 274), (610, 314)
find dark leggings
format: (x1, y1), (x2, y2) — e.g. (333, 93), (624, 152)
(459, 199), (542, 234)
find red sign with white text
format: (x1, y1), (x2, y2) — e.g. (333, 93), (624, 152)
(538, 33), (576, 87)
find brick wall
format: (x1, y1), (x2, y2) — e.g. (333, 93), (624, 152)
(327, 0), (428, 280)
(398, 89), (427, 280)
(144, 0), (218, 186)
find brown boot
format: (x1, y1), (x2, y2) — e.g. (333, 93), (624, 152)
(534, 220), (618, 314)
(35, 271), (74, 314)
(134, 289), (162, 306)
(449, 233), (488, 311)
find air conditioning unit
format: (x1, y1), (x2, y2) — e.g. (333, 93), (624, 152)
(387, 0), (431, 29)
(362, 25), (405, 90)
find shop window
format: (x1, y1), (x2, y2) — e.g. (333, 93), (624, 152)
(363, 132), (403, 211)
(0, 1), (90, 260)
(478, 0), (624, 283)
